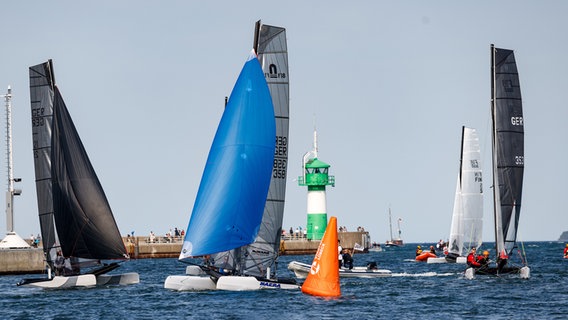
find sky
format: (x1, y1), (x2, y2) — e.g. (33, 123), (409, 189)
(0, 1), (567, 244)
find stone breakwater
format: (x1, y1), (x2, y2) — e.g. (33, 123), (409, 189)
(126, 231), (372, 258)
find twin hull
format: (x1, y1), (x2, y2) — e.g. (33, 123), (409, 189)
(163, 275), (299, 291)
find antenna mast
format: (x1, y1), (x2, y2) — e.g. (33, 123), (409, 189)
(4, 86), (21, 233)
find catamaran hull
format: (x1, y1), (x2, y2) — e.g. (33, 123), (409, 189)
(18, 274), (97, 288)
(465, 266), (530, 279)
(164, 275), (217, 291)
(287, 261), (392, 279)
(216, 276), (299, 291)
(96, 272), (140, 285)
(164, 274), (299, 291)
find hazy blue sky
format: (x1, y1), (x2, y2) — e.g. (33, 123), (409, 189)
(1, 1), (567, 244)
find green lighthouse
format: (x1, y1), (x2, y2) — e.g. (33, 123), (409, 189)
(298, 129), (334, 240)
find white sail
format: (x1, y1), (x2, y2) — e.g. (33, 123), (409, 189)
(447, 127), (483, 257)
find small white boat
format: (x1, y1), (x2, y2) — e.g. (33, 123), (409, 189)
(287, 261), (392, 279)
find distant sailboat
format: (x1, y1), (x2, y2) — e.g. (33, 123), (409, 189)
(466, 45), (529, 279)
(19, 60), (139, 288)
(164, 24), (298, 291)
(442, 127), (483, 264)
(385, 208), (403, 247)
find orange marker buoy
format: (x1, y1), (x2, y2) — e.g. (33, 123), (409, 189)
(301, 216), (340, 297)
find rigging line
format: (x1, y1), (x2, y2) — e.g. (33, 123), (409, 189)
(517, 230), (528, 266)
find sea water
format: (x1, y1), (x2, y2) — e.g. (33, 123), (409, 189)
(1, 241), (567, 319)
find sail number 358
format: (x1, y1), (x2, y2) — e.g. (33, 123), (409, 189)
(273, 136), (287, 179)
(31, 108), (45, 127)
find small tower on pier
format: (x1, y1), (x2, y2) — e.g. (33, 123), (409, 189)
(0, 86), (28, 249)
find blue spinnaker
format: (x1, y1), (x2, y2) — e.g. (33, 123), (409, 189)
(180, 52), (276, 258)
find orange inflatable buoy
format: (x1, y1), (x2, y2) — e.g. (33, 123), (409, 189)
(301, 216), (341, 297)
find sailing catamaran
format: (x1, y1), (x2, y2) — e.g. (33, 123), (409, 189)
(18, 60), (139, 288)
(466, 45), (529, 279)
(429, 127), (483, 264)
(164, 21), (298, 291)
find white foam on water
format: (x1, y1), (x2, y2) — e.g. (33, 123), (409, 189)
(391, 272), (457, 277)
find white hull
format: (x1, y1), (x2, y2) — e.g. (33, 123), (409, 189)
(426, 256), (467, 264)
(164, 274), (299, 291)
(20, 274), (97, 288)
(186, 265), (207, 275)
(465, 267), (475, 280)
(426, 257), (447, 264)
(164, 275), (217, 291)
(96, 272), (140, 285)
(287, 261), (392, 279)
(520, 266), (530, 279)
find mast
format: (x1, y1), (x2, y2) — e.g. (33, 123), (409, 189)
(459, 126), (465, 183)
(4, 86), (22, 233)
(490, 44), (500, 258)
(388, 208), (393, 241)
(253, 20), (261, 53)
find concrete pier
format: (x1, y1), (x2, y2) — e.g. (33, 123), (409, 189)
(280, 231), (371, 255)
(124, 231), (372, 258)
(0, 231), (373, 273)
(0, 248), (45, 275)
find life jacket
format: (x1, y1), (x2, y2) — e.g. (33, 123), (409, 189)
(467, 253), (481, 267)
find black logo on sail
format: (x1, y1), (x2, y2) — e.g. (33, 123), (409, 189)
(269, 64), (278, 78)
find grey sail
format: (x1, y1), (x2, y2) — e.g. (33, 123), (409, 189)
(30, 60), (127, 274)
(30, 61), (59, 268)
(244, 21), (289, 278)
(491, 45), (524, 257)
(211, 21), (289, 278)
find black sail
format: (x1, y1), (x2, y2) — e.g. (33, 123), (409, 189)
(30, 61), (58, 266)
(491, 46), (524, 256)
(51, 88), (126, 259)
(30, 60), (127, 267)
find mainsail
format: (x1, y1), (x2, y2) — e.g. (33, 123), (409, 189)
(242, 21), (289, 277)
(490, 45), (524, 257)
(30, 60), (127, 273)
(447, 126), (483, 258)
(180, 51), (276, 259)
(209, 21), (289, 278)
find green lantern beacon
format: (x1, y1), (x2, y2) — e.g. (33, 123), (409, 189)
(298, 128), (335, 240)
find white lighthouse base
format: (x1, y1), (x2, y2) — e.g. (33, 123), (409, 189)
(0, 232), (31, 249)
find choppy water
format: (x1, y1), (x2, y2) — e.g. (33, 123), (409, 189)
(1, 241), (567, 319)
